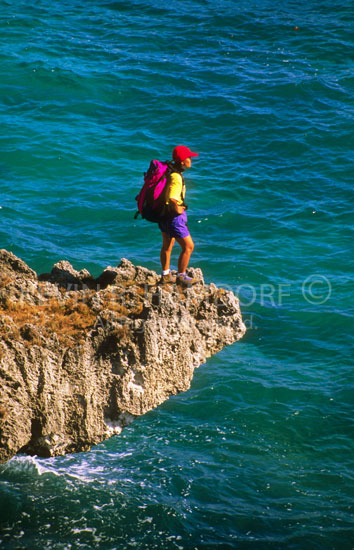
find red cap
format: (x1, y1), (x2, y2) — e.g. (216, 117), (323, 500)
(172, 145), (199, 163)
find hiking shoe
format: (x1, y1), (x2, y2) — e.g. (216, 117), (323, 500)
(176, 274), (197, 287)
(160, 272), (176, 284)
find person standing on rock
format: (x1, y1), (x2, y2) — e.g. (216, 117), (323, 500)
(159, 145), (198, 287)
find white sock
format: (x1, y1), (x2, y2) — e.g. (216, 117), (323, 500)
(177, 272), (186, 277)
(162, 269), (170, 276)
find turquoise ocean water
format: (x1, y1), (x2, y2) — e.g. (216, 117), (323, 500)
(0, 0), (353, 548)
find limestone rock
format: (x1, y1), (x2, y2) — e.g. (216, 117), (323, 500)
(0, 249), (246, 463)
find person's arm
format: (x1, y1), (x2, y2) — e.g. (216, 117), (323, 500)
(167, 173), (185, 215)
(169, 198), (185, 215)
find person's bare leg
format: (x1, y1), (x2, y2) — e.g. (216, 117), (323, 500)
(176, 235), (194, 273)
(160, 232), (175, 271)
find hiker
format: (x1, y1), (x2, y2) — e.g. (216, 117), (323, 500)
(159, 145), (198, 286)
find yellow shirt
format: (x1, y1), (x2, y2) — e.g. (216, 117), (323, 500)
(165, 172), (185, 206)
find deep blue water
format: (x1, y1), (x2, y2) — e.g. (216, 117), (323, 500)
(0, 1), (353, 548)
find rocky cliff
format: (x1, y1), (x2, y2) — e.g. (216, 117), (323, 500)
(0, 249), (246, 463)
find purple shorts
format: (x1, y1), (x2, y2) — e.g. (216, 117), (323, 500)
(159, 211), (190, 239)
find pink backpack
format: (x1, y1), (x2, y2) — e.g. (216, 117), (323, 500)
(135, 160), (172, 223)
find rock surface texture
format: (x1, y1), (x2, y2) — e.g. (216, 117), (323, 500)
(0, 249), (246, 463)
